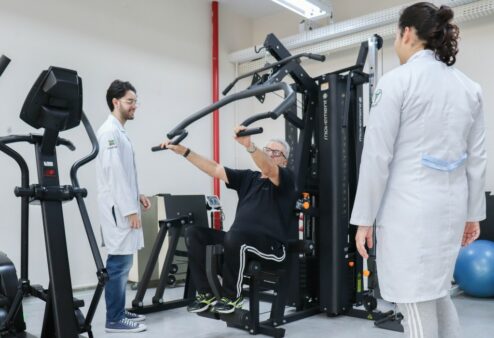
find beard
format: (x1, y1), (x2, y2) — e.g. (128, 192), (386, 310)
(119, 106), (135, 121)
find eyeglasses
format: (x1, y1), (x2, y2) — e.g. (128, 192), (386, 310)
(263, 147), (286, 159)
(119, 98), (139, 106)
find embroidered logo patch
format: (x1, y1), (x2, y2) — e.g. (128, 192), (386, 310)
(371, 89), (382, 107)
(108, 139), (117, 149)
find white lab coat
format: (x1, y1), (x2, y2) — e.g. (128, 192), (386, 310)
(96, 114), (144, 255)
(350, 50), (486, 303)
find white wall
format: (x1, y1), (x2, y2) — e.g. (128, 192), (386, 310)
(217, 4), (253, 229)
(455, 15), (494, 191)
(0, 0), (252, 288)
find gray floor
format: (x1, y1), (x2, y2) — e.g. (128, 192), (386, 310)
(20, 285), (494, 338)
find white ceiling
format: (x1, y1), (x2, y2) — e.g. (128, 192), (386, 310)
(218, 0), (285, 19)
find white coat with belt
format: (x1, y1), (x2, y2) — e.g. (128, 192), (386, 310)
(96, 114), (144, 255)
(350, 49), (486, 303)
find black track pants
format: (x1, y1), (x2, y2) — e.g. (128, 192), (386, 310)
(184, 226), (286, 299)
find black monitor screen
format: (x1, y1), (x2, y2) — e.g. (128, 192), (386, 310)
(163, 194), (209, 231)
(20, 66), (82, 131)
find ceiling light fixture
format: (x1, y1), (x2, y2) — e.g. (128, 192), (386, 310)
(270, 0), (332, 19)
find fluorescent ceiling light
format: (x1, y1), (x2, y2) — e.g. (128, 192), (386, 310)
(271, 0), (332, 19)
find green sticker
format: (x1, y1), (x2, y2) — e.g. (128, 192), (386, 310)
(371, 89), (382, 107)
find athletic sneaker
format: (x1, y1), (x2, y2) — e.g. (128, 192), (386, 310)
(105, 318), (147, 333)
(187, 293), (217, 313)
(125, 310), (146, 322)
(211, 296), (244, 314)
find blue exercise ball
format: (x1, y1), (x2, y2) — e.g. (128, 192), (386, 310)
(454, 240), (494, 298)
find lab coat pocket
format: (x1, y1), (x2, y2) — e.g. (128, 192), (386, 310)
(111, 206), (117, 226)
(112, 205), (130, 229)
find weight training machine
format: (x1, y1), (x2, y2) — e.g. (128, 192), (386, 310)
(149, 32), (403, 336)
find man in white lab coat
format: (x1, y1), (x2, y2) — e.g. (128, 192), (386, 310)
(351, 3), (486, 338)
(96, 80), (151, 333)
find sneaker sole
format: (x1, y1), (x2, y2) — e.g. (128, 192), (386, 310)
(127, 317), (146, 322)
(188, 301), (217, 313)
(188, 304), (212, 313)
(214, 306), (242, 314)
(105, 325), (147, 333)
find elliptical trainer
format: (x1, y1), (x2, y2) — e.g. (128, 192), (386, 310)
(0, 55), (107, 338)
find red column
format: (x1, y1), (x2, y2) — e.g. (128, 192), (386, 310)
(211, 1), (221, 230)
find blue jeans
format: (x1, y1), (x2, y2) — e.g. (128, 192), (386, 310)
(105, 254), (133, 323)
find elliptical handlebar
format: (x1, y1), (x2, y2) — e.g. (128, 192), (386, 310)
(0, 55), (10, 78)
(70, 112), (99, 188)
(67, 110), (107, 278)
(0, 135), (36, 145)
(0, 135), (75, 185)
(55, 138), (76, 151)
(0, 142), (29, 189)
(0, 134), (75, 150)
(152, 81), (295, 152)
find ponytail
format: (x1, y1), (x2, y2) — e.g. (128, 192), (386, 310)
(399, 2), (459, 66)
(430, 6), (459, 65)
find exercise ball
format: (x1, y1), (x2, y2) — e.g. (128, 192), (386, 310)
(454, 240), (494, 297)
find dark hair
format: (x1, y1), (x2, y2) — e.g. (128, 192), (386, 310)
(106, 80), (136, 111)
(399, 2), (459, 66)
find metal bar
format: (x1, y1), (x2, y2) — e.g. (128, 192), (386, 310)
(0, 142), (30, 279)
(128, 299), (193, 315)
(36, 144), (79, 338)
(132, 222), (168, 306)
(368, 35), (380, 105)
(70, 114), (104, 272)
(83, 282), (104, 329)
(223, 52), (324, 96)
(153, 224), (182, 302)
(167, 82), (294, 139)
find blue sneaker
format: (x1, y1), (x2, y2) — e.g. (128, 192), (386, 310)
(125, 310), (146, 322)
(105, 318), (147, 333)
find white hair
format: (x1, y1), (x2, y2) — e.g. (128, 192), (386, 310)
(268, 138), (290, 159)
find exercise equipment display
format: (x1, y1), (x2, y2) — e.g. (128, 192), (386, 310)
(454, 240), (494, 298)
(206, 195), (224, 230)
(0, 56), (107, 338)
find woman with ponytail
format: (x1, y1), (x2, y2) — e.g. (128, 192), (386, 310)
(350, 2), (486, 337)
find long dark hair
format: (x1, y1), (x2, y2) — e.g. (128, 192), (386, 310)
(399, 2), (459, 66)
